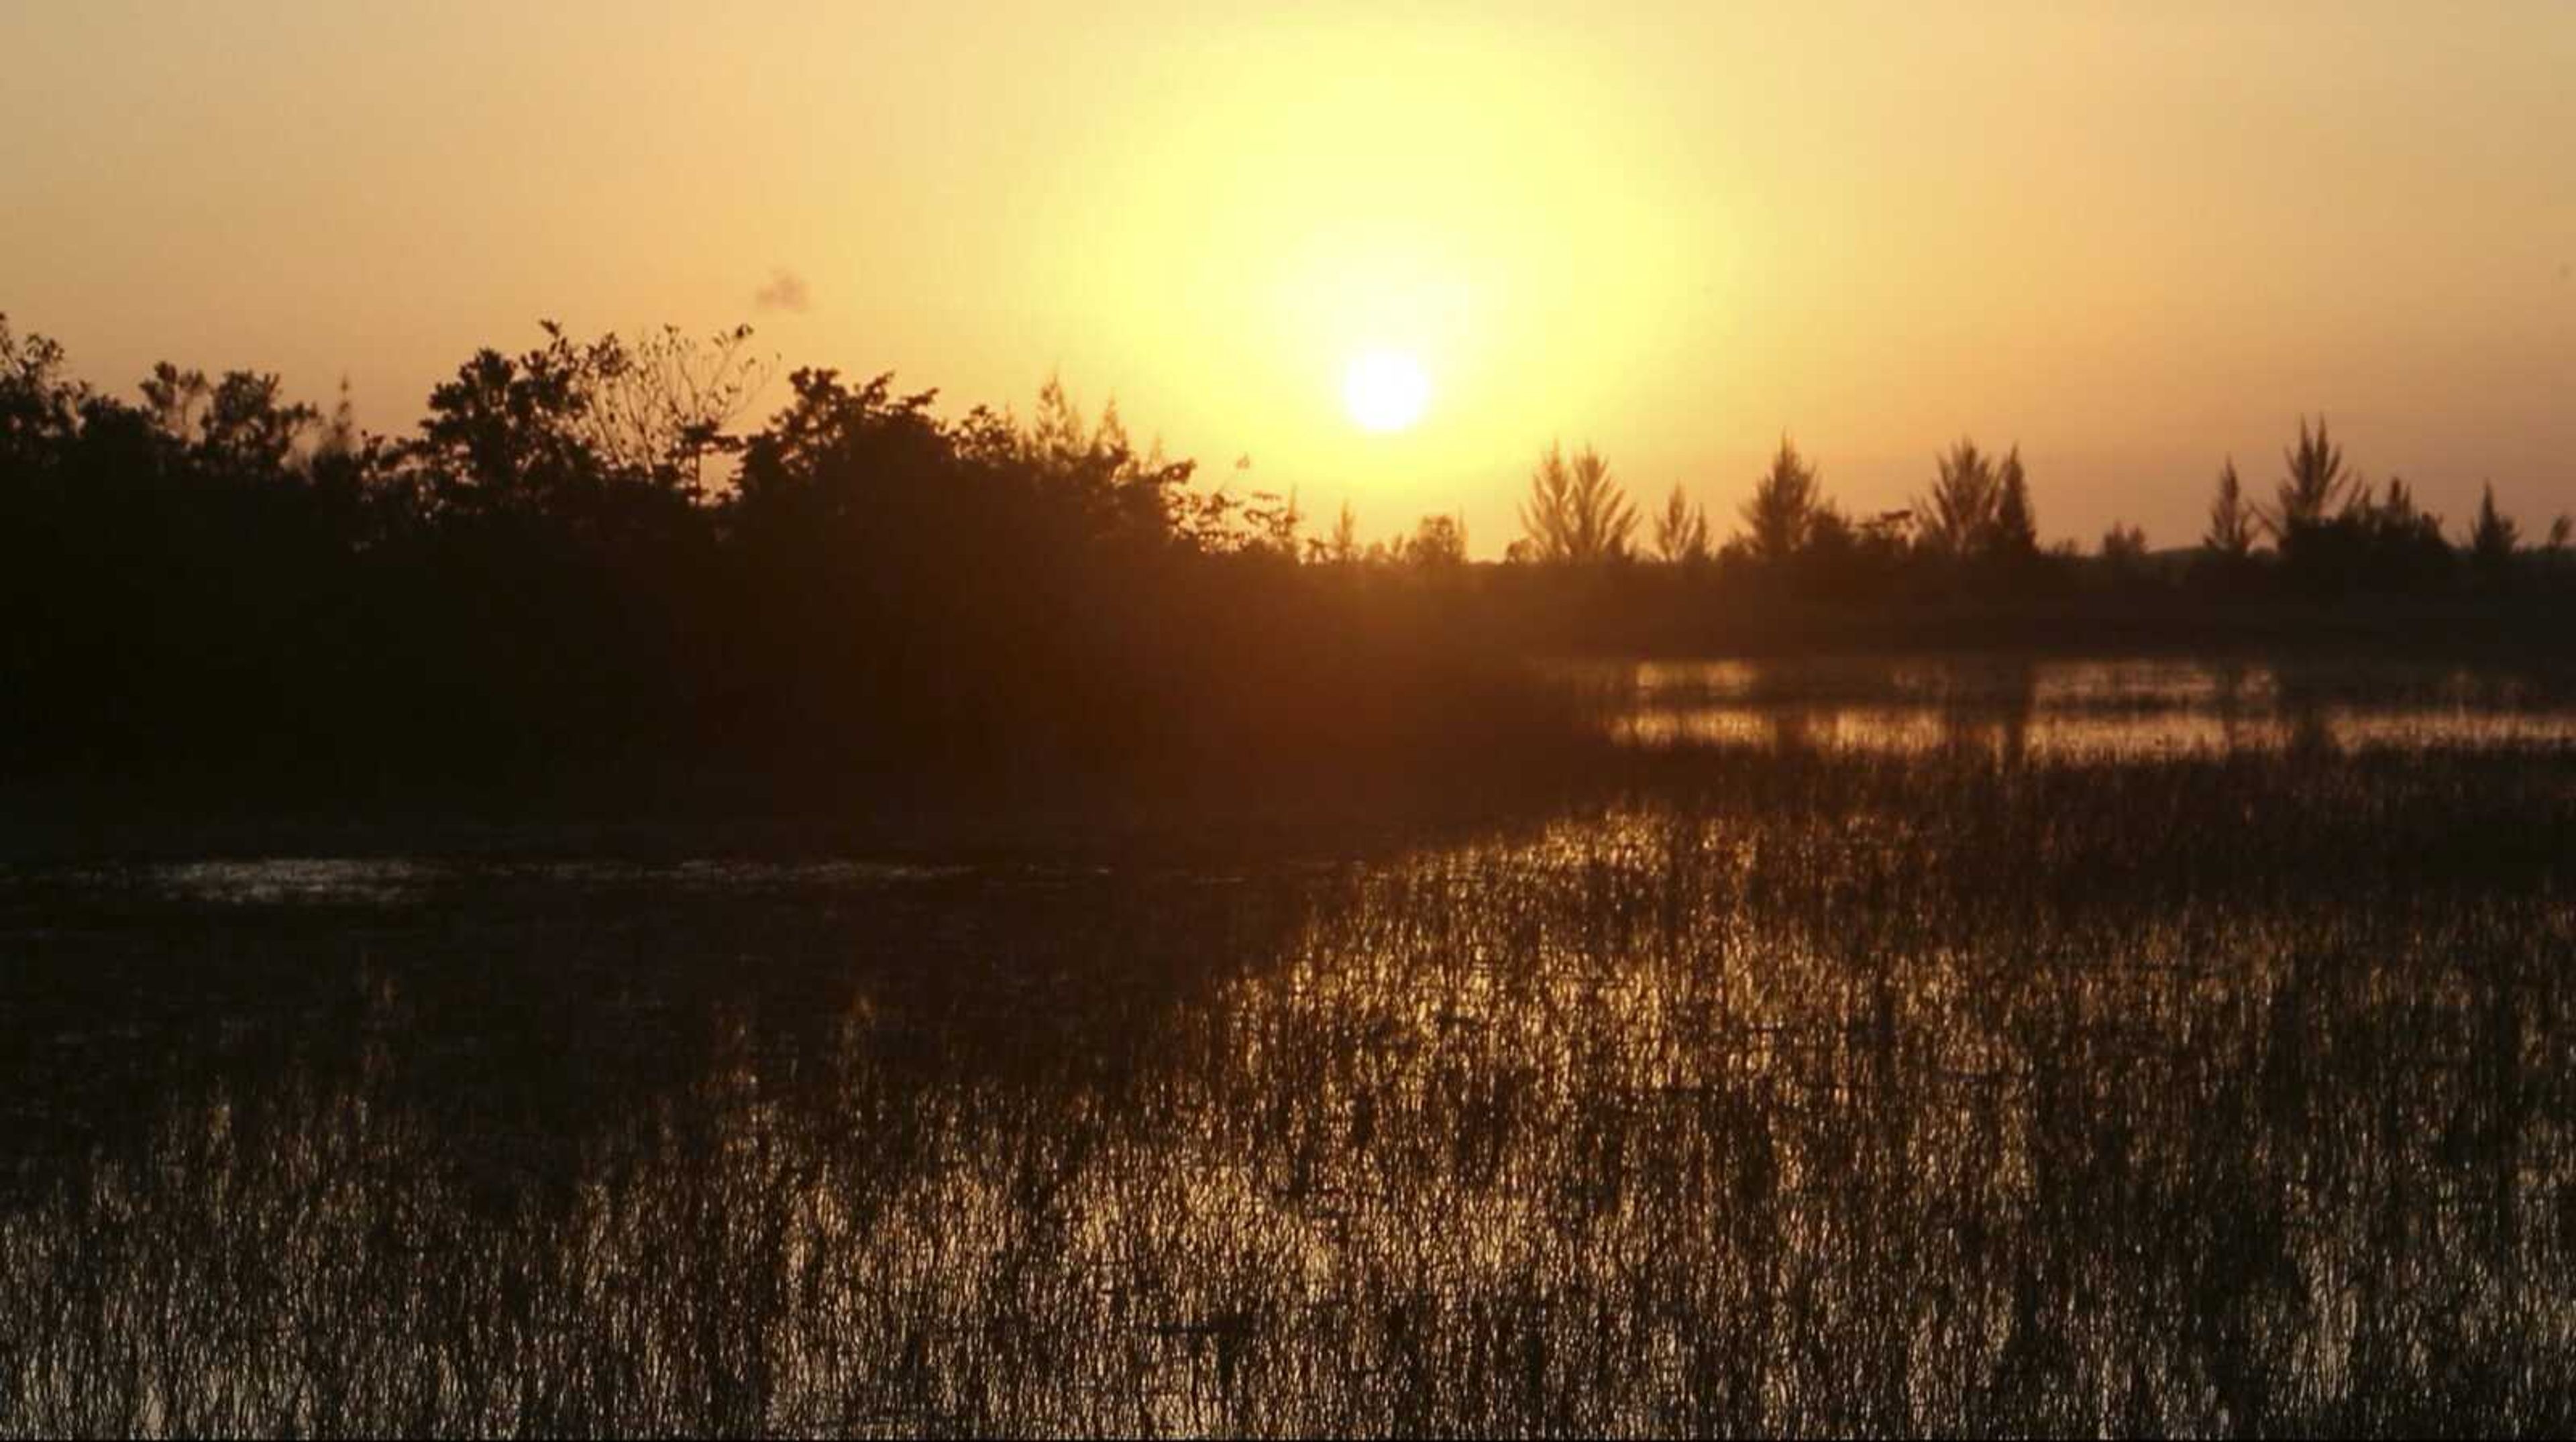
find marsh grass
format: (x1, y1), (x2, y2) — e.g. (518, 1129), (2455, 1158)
(4, 678), (2575, 1434)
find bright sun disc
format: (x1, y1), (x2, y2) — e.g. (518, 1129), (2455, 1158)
(1344, 350), (1431, 433)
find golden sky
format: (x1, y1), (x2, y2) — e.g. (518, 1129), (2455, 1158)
(5, 1), (2571, 552)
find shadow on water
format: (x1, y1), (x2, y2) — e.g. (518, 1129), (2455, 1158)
(5, 661), (2576, 1433)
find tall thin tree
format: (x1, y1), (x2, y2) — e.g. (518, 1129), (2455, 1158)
(1988, 445), (2037, 557)
(2469, 482), (2518, 581)
(2204, 458), (2257, 559)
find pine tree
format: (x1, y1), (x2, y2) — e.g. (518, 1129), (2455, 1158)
(1322, 500), (1361, 564)
(1915, 439), (1998, 559)
(1988, 446), (2037, 557)
(2268, 415), (2351, 539)
(1517, 441), (1637, 563)
(1738, 436), (1821, 563)
(2204, 458), (2257, 559)
(1654, 484), (1711, 565)
(2469, 482), (2519, 583)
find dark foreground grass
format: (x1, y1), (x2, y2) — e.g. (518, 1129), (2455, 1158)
(3, 738), (2573, 1434)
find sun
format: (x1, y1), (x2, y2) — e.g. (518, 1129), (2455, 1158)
(1343, 349), (1432, 433)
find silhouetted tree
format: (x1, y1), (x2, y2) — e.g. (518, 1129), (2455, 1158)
(2266, 418), (2344, 537)
(2545, 516), (2576, 588)
(140, 362), (212, 441)
(1737, 437), (1821, 563)
(1315, 500), (1362, 565)
(1653, 484), (1710, 565)
(1402, 513), (1468, 569)
(2100, 520), (2150, 577)
(2351, 476), (2451, 591)
(1915, 439), (1999, 559)
(589, 324), (770, 497)
(1238, 488), (1305, 559)
(412, 325), (636, 518)
(1018, 374), (1197, 543)
(0, 315), (85, 467)
(1988, 447), (2037, 559)
(312, 378), (360, 462)
(199, 372), (319, 477)
(2204, 459), (2257, 560)
(1516, 442), (1635, 564)
(2467, 483), (2518, 586)
(1789, 502), (1913, 598)
(2268, 416), (2351, 536)
(2261, 416), (2375, 592)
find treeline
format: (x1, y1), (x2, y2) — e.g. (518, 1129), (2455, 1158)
(0, 319), (1558, 811)
(1338, 424), (2575, 600)
(7, 310), (2569, 812)
(1307, 424), (2574, 653)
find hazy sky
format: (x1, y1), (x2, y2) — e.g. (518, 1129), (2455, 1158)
(5, 1), (2571, 552)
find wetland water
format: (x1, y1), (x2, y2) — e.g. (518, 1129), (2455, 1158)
(5, 656), (2575, 1434)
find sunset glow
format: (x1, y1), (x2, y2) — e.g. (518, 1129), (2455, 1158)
(3, 2), (2570, 547)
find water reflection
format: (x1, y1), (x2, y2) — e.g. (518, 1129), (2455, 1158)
(1599, 655), (2576, 759)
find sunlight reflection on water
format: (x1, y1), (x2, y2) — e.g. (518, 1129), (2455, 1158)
(1572, 656), (2576, 758)
(138, 858), (970, 907)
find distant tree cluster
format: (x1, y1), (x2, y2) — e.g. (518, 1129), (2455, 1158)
(2226, 418), (2477, 594)
(1485, 414), (2574, 606)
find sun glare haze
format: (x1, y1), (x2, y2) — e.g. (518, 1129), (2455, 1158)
(1344, 350), (1432, 433)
